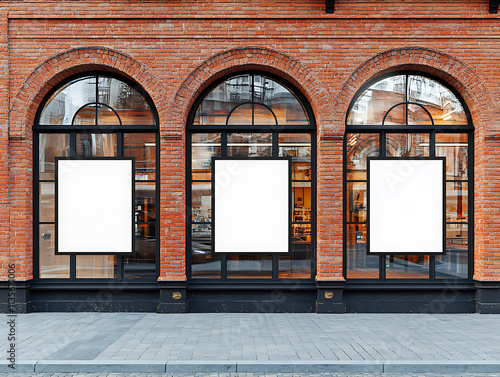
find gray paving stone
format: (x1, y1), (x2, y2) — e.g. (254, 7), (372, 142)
(35, 360), (166, 373)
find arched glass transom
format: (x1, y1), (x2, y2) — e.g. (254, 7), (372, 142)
(192, 73), (310, 126)
(347, 74), (469, 126)
(39, 75), (157, 126)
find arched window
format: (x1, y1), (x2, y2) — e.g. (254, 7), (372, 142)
(35, 73), (159, 281)
(345, 73), (473, 281)
(187, 72), (316, 281)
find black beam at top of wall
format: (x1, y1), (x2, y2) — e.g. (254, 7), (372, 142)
(325, 0), (335, 14)
(490, 0), (500, 13)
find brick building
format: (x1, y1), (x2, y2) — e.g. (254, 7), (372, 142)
(0, 0), (499, 313)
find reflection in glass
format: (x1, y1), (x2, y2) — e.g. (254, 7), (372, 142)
(97, 105), (120, 125)
(76, 133), (117, 157)
(136, 182), (155, 223)
(124, 133), (156, 180)
(192, 182), (211, 222)
(346, 225), (379, 279)
(227, 255), (273, 279)
(227, 133), (272, 157)
(408, 75), (467, 125)
(436, 223), (468, 279)
(292, 224), (311, 241)
(386, 255), (430, 279)
(193, 74), (309, 126)
(293, 183), (311, 223)
(39, 183), (55, 223)
(407, 104), (432, 125)
(386, 133), (429, 157)
(446, 182), (468, 222)
(279, 239), (311, 279)
(436, 133), (468, 180)
(347, 75), (406, 125)
(191, 224), (221, 278)
(346, 133), (379, 180)
(76, 255), (116, 279)
(39, 224), (70, 278)
(383, 103), (405, 125)
(39, 133), (70, 180)
(227, 103), (254, 125)
(346, 182), (366, 223)
(124, 224), (156, 279)
(98, 77), (155, 125)
(73, 105), (96, 126)
(256, 75), (309, 125)
(39, 77), (97, 125)
(192, 133), (221, 180)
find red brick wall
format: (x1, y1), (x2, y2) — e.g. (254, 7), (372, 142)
(0, 0), (498, 282)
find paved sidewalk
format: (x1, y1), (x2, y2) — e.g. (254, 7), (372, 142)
(1, 313), (500, 373)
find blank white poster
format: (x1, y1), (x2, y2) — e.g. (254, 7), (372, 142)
(368, 159), (444, 254)
(214, 159), (290, 253)
(57, 159), (133, 254)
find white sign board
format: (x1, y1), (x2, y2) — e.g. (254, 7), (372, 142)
(213, 158), (290, 253)
(368, 158), (445, 254)
(56, 158), (134, 254)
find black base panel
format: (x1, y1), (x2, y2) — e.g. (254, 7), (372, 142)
(476, 282), (500, 314)
(344, 289), (475, 313)
(187, 289), (316, 313)
(30, 289), (159, 312)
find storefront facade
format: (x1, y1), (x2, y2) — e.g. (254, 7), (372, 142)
(0, 0), (499, 313)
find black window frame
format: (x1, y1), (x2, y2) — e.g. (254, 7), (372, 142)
(33, 71), (160, 283)
(186, 71), (317, 284)
(343, 71), (474, 283)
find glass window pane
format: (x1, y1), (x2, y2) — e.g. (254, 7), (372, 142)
(192, 133), (221, 180)
(191, 224), (221, 279)
(76, 133), (117, 157)
(39, 133), (70, 180)
(407, 104), (433, 125)
(227, 103), (253, 125)
(124, 224), (156, 279)
(346, 225), (379, 279)
(436, 224), (468, 279)
(124, 133), (156, 180)
(346, 133), (379, 180)
(193, 75), (252, 125)
(436, 133), (468, 180)
(97, 105), (120, 126)
(408, 75), (467, 126)
(39, 76), (96, 125)
(347, 75), (406, 125)
(192, 182), (211, 222)
(386, 255), (430, 279)
(279, 133), (312, 177)
(383, 103), (406, 125)
(73, 105), (96, 126)
(227, 133), (272, 157)
(76, 255), (116, 279)
(227, 255), (273, 279)
(446, 182), (468, 222)
(136, 182), (155, 223)
(279, 236), (312, 279)
(99, 77), (155, 125)
(39, 224), (70, 278)
(346, 182), (366, 223)
(257, 75), (309, 125)
(293, 183), (312, 223)
(386, 133), (429, 157)
(39, 182), (55, 223)
(253, 104), (277, 125)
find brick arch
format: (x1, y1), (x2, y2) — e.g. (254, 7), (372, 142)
(10, 46), (165, 138)
(166, 46), (330, 134)
(330, 47), (494, 135)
